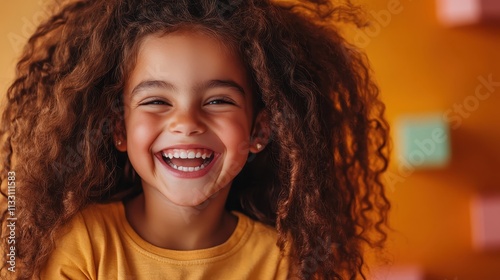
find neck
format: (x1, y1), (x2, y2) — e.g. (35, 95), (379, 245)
(125, 187), (237, 250)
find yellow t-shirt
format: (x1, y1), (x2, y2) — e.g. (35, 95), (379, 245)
(40, 201), (289, 279)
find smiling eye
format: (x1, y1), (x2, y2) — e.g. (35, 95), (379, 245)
(140, 99), (169, 106)
(206, 98), (235, 105)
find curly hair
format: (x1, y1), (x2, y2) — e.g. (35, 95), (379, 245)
(0, 0), (390, 279)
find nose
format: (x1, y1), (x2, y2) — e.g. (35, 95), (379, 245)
(168, 107), (206, 136)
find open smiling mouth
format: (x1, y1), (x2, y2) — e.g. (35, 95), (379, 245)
(161, 149), (215, 172)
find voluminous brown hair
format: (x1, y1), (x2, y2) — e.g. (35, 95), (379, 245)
(0, 0), (390, 279)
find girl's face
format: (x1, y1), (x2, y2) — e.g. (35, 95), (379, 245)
(120, 31), (257, 207)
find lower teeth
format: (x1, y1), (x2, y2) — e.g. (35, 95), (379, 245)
(163, 156), (213, 172)
(172, 164), (205, 172)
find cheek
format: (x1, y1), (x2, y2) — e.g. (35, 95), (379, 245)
(130, 123), (154, 144)
(214, 118), (251, 158)
(126, 113), (161, 155)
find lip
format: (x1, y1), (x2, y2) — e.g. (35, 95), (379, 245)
(155, 144), (220, 179)
(161, 144), (218, 151)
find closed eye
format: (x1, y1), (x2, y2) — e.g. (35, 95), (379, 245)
(140, 99), (170, 106)
(206, 98), (236, 105)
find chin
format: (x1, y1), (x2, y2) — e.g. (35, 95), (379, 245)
(171, 196), (211, 208)
(167, 187), (221, 208)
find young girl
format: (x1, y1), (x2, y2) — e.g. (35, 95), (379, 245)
(0, 0), (390, 279)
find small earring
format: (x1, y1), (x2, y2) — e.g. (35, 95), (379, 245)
(256, 143), (263, 150)
(116, 139), (122, 146)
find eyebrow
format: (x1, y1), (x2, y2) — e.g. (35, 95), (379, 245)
(130, 80), (176, 96)
(130, 79), (246, 96)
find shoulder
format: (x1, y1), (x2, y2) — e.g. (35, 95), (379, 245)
(231, 212), (282, 255)
(39, 202), (125, 279)
(231, 212), (290, 278)
(49, 201), (126, 260)
(232, 211), (275, 235)
(59, 201), (124, 238)
(54, 201), (126, 251)
(233, 212), (278, 240)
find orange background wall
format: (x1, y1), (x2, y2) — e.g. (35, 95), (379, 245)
(1, 1), (499, 279)
(0, 1), (46, 97)
(354, 0), (500, 279)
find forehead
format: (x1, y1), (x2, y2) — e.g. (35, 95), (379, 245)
(125, 30), (249, 91)
(138, 29), (237, 59)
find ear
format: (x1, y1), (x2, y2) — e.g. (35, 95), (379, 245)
(113, 119), (127, 152)
(249, 110), (271, 154)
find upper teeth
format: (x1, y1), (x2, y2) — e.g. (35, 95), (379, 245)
(162, 148), (213, 159)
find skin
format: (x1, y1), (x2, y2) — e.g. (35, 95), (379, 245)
(115, 30), (270, 250)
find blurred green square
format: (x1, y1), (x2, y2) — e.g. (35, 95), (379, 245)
(396, 114), (451, 168)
